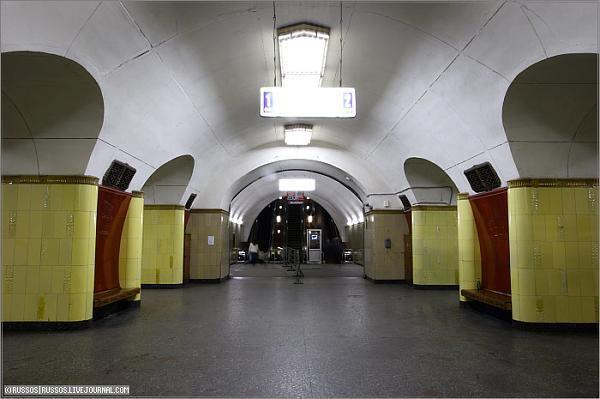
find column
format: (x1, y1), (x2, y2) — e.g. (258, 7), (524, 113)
(508, 179), (598, 323)
(457, 193), (482, 301)
(141, 205), (184, 285)
(188, 209), (230, 281)
(2, 175), (98, 322)
(364, 210), (408, 282)
(412, 205), (458, 287)
(118, 191), (144, 300)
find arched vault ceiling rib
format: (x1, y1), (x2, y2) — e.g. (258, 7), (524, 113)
(1, 1), (597, 200)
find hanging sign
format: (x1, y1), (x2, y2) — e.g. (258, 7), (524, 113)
(286, 192), (305, 204)
(260, 87), (356, 118)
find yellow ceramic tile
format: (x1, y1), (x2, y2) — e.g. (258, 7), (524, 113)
(566, 270), (582, 296)
(3, 238), (16, 266)
(27, 238), (41, 265)
(23, 293), (38, 321)
(70, 266), (88, 294)
(73, 212), (90, 239)
(58, 239), (73, 265)
(564, 242), (580, 269)
(2, 184), (19, 210)
(56, 293), (70, 321)
(534, 270), (549, 295)
(42, 293), (57, 321)
(581, 296), (598, 322)
(15, 211), (31, 239)
(29, 211), (43, 238)
(16, 184), (32, 211)
(71, 239), (89, 266)
(39, 266), (53, 294)
(14, 239), (28, 266)
(518, 269), (535, 295)
(579, 270), (596, 296)
(578, 242), (593, 268)
(518, 296), (539, 322)
(567, 296), (583, 322)
(69, 293), (87, 321)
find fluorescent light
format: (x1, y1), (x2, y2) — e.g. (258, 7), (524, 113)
(307, 215), (313, 223)
(359, 214), (364, 223)
(277, 229), (281, 234)
(279, 178), (315, 192)
(347, 217), (352, 226)
(352, 216), (358, 225)
(276, 215), (281, 223)
(260, 87), (356, 118)
(284, 124), (312, 146)
(278, 23), (329, 88)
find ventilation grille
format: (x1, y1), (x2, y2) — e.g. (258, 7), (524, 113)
(399, 194), (411, 210)
(102, 160), (136, 191)
(184, 193), (197, 209)
(464, 162), (501, 193)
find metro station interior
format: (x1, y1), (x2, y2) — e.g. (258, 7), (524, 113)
(1, 1), (599, 397)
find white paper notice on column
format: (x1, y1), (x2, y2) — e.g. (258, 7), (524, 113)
(207, 236), (215, 246)
(260, 87), (356, 118)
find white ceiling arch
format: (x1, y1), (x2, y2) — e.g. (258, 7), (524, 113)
(502, 53), (598, 178)
(1, 1), (596, 206)
(231, 170), (363, 241)
(141, 154), (195, 205)
(1, 51), (104, 175)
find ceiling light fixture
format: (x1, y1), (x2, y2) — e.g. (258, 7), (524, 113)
(284, 124), (312, 146)
(278, 178), (316, 192)
(278, 23), (329, 88)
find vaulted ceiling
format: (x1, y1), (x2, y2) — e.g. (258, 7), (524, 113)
(1, 1), (598, 226)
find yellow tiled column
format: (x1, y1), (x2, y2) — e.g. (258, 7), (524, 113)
(141, 205), (184, 285)
(188, 209), (231, 281)
(364, 210), (408, 281)
(457, 194), (482, 301)
(508, 179), (599, 323)
(118, 191), (144, 300)
(412, 205), (459, 286)
(2, 175), (98, 322)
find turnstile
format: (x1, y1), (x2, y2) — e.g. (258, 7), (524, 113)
(307, 229), (322, 263)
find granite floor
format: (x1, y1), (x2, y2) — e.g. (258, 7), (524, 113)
(3, 267), (598, 397)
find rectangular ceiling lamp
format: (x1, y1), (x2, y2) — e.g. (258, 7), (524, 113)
(279, 178), (316, 192)
(260, 87), (356, 118)
(278, 23), (329, 88)
(284, 124), (312, 145)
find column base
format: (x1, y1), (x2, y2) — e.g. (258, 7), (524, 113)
(363, 275), (406, 284)
(511, 320), (599, 332)
(189, 275), (231, 284)
(2, 320), (92, 331)
(413, 284), (459, 290)
(141, 283), (184, 289)
(93, 299), (140, 321)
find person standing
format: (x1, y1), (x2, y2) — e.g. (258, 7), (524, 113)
(248, 242), (259, 265)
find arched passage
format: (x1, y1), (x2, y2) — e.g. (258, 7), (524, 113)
(230, 170), (363, 242)
(503, 53), (598, 178)
(1, 51), (104, 175)
(141, 154), (195, 205)
(403, 157), (459, 205)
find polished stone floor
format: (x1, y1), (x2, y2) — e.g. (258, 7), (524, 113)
(231, 262), (364, 277)
(3, 266), (598, 397)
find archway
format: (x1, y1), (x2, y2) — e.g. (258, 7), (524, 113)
(141, 154), (195, 205)
(503, 53), (598, 178)
(403, 157), (459, 206)
(1, 51), (104, 175)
